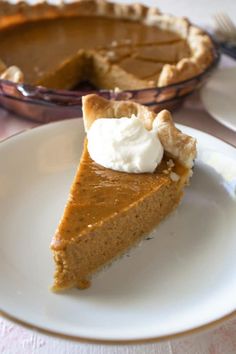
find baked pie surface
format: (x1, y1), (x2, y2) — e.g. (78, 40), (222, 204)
(0, 0), (214, 90)
(51, 94), (197, 291)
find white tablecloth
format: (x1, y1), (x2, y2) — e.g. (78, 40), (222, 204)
(1, 1), (236, 353)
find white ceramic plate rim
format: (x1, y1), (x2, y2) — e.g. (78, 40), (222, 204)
(0, 119), (236, 344)
(200, 67), (236, 132)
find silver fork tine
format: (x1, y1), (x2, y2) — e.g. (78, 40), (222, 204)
(214, 14), (227, 34)
(222, 13), (236, 34)
(220, 14), (235, 36)
(214, 13), (236, 41)
(215, 13), (230, 34)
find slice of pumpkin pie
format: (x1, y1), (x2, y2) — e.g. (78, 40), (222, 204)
(51, 94), (196, 291)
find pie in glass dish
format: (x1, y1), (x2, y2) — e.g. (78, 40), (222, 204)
(50, 94), (197, 291)
(0, 0), (214, 90)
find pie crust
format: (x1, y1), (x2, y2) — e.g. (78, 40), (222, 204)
(83, 95), (197, 168)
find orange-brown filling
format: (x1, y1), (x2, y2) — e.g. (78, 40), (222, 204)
(51, 142), (187, 249)
(0, 16), (190, 88)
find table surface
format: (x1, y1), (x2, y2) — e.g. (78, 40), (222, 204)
(1, 1), (236, 353)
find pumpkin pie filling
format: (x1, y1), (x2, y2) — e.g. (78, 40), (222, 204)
(0, 0), (214, 90)
(51, 94), (197, 291)
(52, 146), (187, 244)
(0, 16), (185, 89)
(51, 149), (190, 290)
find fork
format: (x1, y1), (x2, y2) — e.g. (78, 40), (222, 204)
(214, 12), (236, 44)
(214, 12), (236, 59)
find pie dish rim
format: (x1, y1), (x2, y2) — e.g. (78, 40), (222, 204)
(0, 0), (220, 122)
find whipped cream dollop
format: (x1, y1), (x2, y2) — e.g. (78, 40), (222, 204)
(87, 115), (164, 173)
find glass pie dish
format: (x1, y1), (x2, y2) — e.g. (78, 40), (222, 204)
(0, 39), (220, 124)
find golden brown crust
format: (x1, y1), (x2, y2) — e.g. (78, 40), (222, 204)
(0, 0), (214, 86)
(0, 0), (150, 28)
(82, 94), (157, 131)
(0, 65), (24, 83)
(82, 94), (197, 168)
(155, 110), (197, 167)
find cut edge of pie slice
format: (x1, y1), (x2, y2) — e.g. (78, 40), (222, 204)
(0, 0), (214, 88)
(50, 94), (197, 291)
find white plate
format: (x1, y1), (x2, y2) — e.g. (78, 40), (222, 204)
(201, 67), (236, 132)
(0, 119), (236, 343)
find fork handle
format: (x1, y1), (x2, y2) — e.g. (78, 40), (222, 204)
(220, 42), (236, 60)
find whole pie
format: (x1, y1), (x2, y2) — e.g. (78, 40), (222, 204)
(0, 0), (214, 90)
(51, 94), (197, 291)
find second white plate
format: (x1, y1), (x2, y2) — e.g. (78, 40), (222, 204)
(201, 67), (236, 132)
